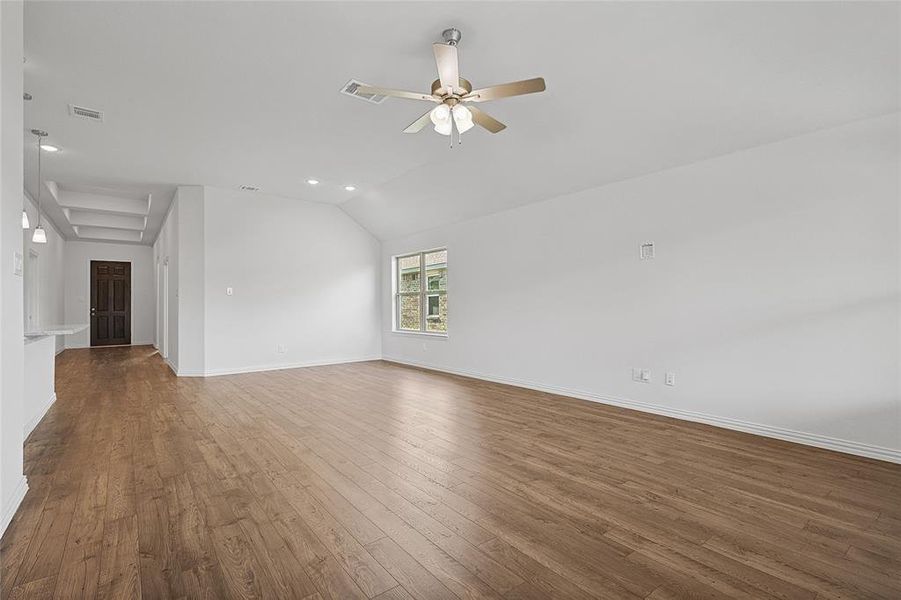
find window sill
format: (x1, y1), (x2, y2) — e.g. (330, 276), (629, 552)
(392, 330), (448, 339)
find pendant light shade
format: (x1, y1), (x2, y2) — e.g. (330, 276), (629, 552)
(32, 225), (47, 244)
(22, 210), (29, 229)
(31, 129), (49, 243)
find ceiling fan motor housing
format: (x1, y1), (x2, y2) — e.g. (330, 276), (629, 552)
(431, 77), (472, 100)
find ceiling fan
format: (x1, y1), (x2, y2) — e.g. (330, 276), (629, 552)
(354, 28), (546, 142)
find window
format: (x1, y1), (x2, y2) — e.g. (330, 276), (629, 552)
(395, 249), (447, 334)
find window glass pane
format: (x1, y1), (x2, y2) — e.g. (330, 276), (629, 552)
(425, 293), (447, 333)
(397, 255), (421, 292)
(399, 295), (421, 330)
(424, 250), (447, 292)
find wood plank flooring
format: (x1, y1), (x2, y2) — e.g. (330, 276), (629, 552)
(2, 345), (900, 599)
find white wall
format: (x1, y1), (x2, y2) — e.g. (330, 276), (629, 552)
(381, 114), (901, 462)
(177, 186), (204, 375)
(23, 192), (65, 352)
(64, 241), (155, 348)
(202, 186), (381, 375)
(23, 335), (55, 437)
(1, 0), (27, 535)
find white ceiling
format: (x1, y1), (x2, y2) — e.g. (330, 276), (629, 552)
(24, 1), (899, 242)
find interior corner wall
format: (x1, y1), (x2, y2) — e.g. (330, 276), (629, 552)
(23, 192), (65, 352)
(154, 191), (179, 371)
(201, 186), (381, 375)
(1, 0), (26, 535)
(381, 114), (901, 462)
(63, 241), (155, 349)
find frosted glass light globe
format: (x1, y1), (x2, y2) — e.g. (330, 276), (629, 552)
(433, 119), (452, 136)
(452, 105), (474, 133)
(430, 104), (451, 125)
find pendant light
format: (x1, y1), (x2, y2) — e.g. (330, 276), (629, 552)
(31, 129), (48, 244)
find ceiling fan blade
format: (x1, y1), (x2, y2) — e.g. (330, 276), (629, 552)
(355, 85), (437, 102)
(468, 106), (506, 133)
(403, 109), (434, 134)
(464, 77), (546, 102)
(433, 43), (459, 93)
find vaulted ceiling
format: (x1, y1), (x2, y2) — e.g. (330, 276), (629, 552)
(24, 1), (899, 242)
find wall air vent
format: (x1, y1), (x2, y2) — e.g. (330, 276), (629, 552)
(340, 79), (387, 104)
(68, 104), (104, 122)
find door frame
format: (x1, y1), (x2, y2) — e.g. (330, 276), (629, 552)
(87, 259), (133, 347)
(154, 256), (159, 350)
(161, 259), (169, 359)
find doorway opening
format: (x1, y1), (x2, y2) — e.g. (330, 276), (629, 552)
(161, 260), (169, 359)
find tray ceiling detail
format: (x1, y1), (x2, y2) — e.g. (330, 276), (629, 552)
(44, 182), (151, 243)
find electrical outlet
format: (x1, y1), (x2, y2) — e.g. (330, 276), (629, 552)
(665, 372), (676, 386)
(276, 344), (287, 354)
(632, 368), (642, 382)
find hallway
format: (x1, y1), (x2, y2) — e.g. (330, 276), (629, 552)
(1, 347), (900, 599)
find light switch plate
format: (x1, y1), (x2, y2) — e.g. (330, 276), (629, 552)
(226, 287), (233, 296)
(13, 252), (22, 276)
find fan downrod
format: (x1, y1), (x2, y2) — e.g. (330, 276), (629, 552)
(442, 28), (461, 46)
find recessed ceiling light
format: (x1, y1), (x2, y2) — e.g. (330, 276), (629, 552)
(306, 179), (319, 185)
(40, 144), (59, 152)
(344, 185), (356, 191)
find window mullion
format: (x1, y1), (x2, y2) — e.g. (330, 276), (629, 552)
(419, 252), (426, 332)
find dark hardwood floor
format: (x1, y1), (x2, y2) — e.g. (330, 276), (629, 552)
(2, 346), (900, 599)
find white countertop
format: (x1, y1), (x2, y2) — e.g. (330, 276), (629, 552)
(24, 324), (89, 338)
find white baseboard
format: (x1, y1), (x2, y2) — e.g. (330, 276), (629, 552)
(1, 477), (29, 537)
(200, 356), (382, 378)
(164, 357), (178, 376)
(383, 357), (901, 465)
(24, 393), (56, 438)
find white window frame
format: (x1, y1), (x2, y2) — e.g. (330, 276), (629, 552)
(393, 248), (447, 336)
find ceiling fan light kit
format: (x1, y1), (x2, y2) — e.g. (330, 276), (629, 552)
(351, 27), (546, 146)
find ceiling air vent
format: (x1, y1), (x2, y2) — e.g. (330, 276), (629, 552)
(239, 185), (259, 192)
(340, 79), (387, 104)
(68, 104), (104, 122)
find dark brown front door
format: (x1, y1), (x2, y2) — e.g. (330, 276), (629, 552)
(90, 261), (131, 346)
